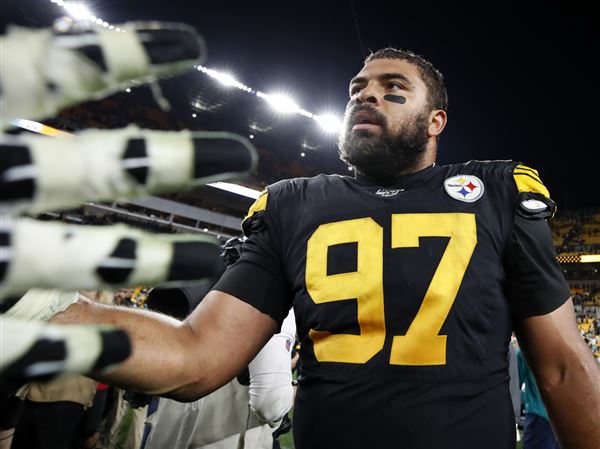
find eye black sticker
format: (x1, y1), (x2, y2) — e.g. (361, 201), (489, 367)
(383, 94), (406, 104)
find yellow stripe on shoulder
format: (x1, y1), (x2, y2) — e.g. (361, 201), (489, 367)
(513, 164), (542, 183)
(513, 164), (550, 198)
(244, 190), (268, 222)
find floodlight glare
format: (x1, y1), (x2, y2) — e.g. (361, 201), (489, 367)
(264, 94), (301, 114)
(315, 114), (343, 133)
(63, 2), (94, 21)
(211, 71), (240, 88)
(208, 182), (261, 199)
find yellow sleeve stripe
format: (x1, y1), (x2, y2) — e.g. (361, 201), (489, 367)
(243, 191), (268, 223)
(513, 164), (543, 184)
(513, 164), (550, 198)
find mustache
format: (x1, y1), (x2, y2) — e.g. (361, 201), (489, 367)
(346, 104), (387, 128)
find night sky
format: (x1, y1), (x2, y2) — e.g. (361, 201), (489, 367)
(3, 1), (597, 209)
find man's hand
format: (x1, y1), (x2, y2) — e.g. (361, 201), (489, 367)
(50, 290), (277, 401)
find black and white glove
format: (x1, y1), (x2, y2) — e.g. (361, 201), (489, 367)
(0, 218), (225, 303)
(0, 315), (131, 393)
(1, 128), (256, 214)
(1, 22), (206, 127)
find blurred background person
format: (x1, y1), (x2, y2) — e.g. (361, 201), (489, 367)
(11, 373), (98, 449)
(517, 347), (561, 449)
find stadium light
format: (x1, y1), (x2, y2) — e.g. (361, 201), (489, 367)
(48, 0), (344, 141)
(314, 114), (343, 134)
(62, 2), (95, 21)
(193, 66), (344, 135)
(260, 93), (301, 114)
(197, 66), (251, 91)
(211, 72), (239, 87)
(49, 0), (124, 31)
(207, 182), (261, 199)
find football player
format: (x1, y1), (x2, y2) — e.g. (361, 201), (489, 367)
(48, 48), (599, 449)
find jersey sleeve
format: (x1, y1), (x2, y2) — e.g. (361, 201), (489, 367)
(211, 190), (293, 327)
(503, 164), (571, 318)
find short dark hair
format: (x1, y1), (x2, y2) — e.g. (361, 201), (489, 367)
(365, 48), (448, 111)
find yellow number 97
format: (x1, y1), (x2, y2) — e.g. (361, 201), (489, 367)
(305, 213), (477, 366)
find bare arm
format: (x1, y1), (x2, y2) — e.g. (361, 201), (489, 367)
(514, 298), (600, 449)
(50, 290), (277, 401)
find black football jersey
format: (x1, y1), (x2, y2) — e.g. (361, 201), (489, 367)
(213, 160), (570, 449)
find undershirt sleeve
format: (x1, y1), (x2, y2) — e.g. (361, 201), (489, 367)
(247, 309), (296, 423)
(504, 215), (571, 318)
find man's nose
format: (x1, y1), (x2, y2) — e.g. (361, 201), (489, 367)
(356, 84), (381, 105)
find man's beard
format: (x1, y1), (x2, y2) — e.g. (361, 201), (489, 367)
(338, 105), (430, 185)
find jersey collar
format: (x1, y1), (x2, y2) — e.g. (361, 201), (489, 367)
(352, 163), (440, 189)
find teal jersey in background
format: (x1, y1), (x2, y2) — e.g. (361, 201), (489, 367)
(517, 348), (549, 420)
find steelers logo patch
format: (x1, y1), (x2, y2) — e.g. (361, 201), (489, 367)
(444, 175), (484, 203)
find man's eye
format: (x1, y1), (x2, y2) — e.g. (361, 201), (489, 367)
(389, 83), (403, 90)
(350, 86), (362, 95)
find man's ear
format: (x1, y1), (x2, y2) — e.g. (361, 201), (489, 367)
(428, 109), (447, 137)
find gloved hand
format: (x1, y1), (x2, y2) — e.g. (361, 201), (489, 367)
(1, 128), (256, 214)
(1, 22), (206, 127)
(0, 316), (131, 394)
(0, 219), (225, 302)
